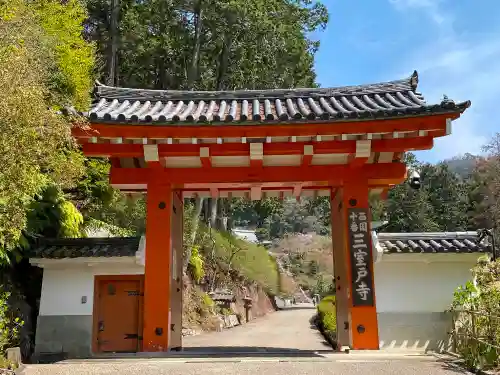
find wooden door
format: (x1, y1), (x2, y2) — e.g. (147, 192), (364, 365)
(96, 278), (141, 353)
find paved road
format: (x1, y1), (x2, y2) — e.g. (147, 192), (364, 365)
(18, 355), (473, 375)
(182, 304), (329, 353)
(18, 306), (475, 374)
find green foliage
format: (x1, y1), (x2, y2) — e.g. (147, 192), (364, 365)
(380, 153), (470, 233)
(0, 0), (93, 257)
(219, 307), (232, 316)
(193, 224), (281, 294)
(449, 259), (500, 371)
(36, 0), (95, 109)
(317, 295), (336, 333)
(83, 217), (135, 237)
(189, 246), (205, 283)
(26, 185), (83, 239)
(58, 201), (84, 238)
(0, 290), (24, 352)
(71, 159), (146, 236)
(310, 274), (334, 298)
(200, 292), (214, 310)
(86, 0), (328, 90)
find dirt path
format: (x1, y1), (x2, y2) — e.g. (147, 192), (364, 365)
(183, 304), (330, 352)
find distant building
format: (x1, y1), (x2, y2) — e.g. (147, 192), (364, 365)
(232, 228), (259, 243)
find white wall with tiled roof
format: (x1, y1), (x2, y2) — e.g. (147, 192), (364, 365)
(39, 263), (144, 316)
(374, 253), (481, 351)
(375, 258), (476, 313)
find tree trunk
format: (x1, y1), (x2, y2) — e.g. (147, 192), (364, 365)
(107, 0), (120, 86)
(216, 13), (234, 90)
(187, 0), (203, 88)
(210, 198), (218, 228)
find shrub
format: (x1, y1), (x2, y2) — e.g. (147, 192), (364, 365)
(200, 292), (214, 310)
(189, 246), (205, 283)
(0, 290), (24, 352)
(317, 295), (336, 333)
(449, 258), (500, 371)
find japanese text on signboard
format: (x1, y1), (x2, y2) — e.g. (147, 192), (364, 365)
(347, 208), (374, 307)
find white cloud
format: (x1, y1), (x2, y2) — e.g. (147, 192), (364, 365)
(388, 0), (500, 162)
(388, 0), (448, 27)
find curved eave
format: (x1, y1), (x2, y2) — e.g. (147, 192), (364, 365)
(80, 101), (470, 127)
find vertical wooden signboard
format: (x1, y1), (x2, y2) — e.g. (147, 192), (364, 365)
(347, 208), (375, 307)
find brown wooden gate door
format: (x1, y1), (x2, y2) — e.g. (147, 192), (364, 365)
(94, 276), (143, 353)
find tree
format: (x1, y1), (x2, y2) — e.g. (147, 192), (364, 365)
(421, 162), (469, 231)
(85, 0), (328, 89)
(0, 0), (94, 257)
(383, 182), (439, 232)
(379, 153), (470, 233)
(468, 133), (500, 238)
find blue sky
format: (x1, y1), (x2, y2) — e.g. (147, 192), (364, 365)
(313, 0), (500, 163)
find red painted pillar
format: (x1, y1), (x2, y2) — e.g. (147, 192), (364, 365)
(331, 176), (379, 350)
(143, 181), (172, 351)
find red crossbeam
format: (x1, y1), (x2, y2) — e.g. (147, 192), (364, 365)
(82, 137), (433, 157)
(110, 163), (407, 186)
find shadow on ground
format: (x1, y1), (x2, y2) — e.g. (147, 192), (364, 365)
(178, 346), (333, 357)
(35, 347), (335, 363)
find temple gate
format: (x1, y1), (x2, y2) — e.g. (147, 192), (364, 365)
(71, 71), (470, 352)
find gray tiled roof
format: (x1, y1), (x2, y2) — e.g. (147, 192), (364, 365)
(83, 71), (470, 124)
(376, 232), (491, 254)
(30, 237), (140, 259)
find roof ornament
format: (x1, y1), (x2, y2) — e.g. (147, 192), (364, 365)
(441, 94), (456, 109)
(410, 70), (419, 90)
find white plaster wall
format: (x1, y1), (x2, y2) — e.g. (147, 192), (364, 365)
(39, 262), (144, 316)
(374, 257), (477, 313)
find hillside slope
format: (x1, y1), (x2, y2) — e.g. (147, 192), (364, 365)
(182, 224), (296, 333)
(269, 233), (334, 297)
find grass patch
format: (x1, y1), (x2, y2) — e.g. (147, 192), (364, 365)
(316, 295), (337, 348)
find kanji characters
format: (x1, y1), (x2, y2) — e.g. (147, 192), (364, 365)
(355, 267), (368, 283)
(356, 281), (371, 301)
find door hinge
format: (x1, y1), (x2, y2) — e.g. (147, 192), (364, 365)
(124, 333), (142, 340)
(127, 291), (141, 296)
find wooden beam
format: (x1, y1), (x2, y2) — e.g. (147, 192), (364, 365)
(110, 163), (407, 186)
(349, 140), (371, 167)
(81, 137), (434, 158)
(210, 188), (218, 198)
(73, 114), (455, 140)
(302, 145), (313, 166)
(200, 147), (211, 168)
(250, 186), (262, 200)
(349, 156), (369, 167)
(250, 143), (263, 168)
(293, 184), (303, 201)
(143, 144), (159, 162)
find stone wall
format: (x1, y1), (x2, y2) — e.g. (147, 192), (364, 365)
(35, 315), (93, 359)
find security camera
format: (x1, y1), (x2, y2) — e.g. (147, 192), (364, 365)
(408, 169), (421, 190)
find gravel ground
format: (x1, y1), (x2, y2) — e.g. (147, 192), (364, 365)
(18, 356), (473, 375)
